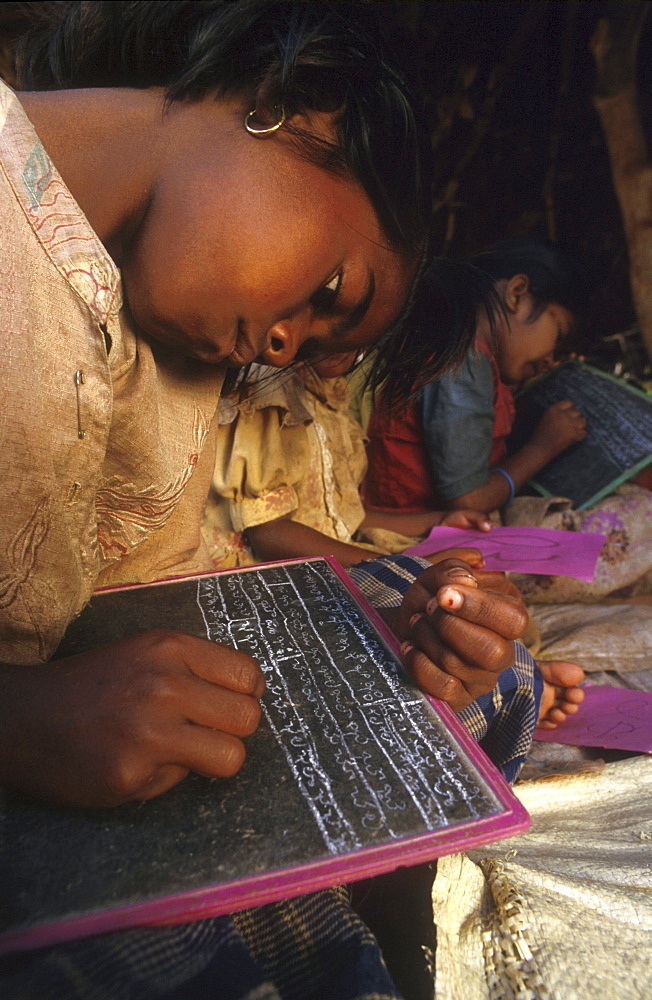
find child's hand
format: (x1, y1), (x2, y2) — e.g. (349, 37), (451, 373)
(531, 399), (587, 457)
(0, 632), (265, 808)
(438, 509), (492, 532)
(392, 558), (528, 712)
(471, 568), (522, 601)
(423, 546), (485, 568)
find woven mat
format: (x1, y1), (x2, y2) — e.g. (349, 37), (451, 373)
(432, 756), (652, 1000)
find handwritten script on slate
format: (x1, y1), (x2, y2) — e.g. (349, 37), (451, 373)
(513, 360), (652, 509)
(405, 526), (606, 580)
(534, 685), (652, 754)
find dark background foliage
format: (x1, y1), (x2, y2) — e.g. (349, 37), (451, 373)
(369, 0), (651, 359)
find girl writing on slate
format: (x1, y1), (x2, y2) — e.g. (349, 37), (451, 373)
(364, 237), (652, 603)
(356, 234), (649, 686)
(0, 5), (564, 999)
(2, 0), (448, 805)
(363, 237), (588, 515)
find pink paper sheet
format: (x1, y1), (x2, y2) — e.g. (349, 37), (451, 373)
(534, 685), (652, 753)
(404, 525), (606, 580)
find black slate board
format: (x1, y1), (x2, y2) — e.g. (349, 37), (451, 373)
(511, 361), (652, 509)
(0, 558), (528, 953)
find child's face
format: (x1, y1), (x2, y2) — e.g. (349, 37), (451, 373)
(497, 301), (573, 386)
(119, 102), (413, 371)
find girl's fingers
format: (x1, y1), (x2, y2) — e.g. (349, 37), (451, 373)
(166, 725), (249, 780)
(399, 640), (498, 710)
(174, 674), (263, 737)
(397, 559), (482, 632)
(473, 570), (522, 600)
(407, 610), (515, 680)
(399, 644), (471, 710)
(432, 582), (528, 640)
(135, 728), (249, 800)
(424, 547), (484, 568)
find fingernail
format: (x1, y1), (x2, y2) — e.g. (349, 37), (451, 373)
(400, 641), (414, 656)
(439, 587), (463, 610)
(448, 569), (478, 588)
(409, 613), (422, 628)
(425, 597), (438, 616)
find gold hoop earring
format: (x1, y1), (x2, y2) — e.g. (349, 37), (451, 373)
(244, 107), (286, 135)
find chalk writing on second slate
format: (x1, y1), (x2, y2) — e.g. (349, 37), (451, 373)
(526, 362), (652, 467)
(198, 561), (499, 855)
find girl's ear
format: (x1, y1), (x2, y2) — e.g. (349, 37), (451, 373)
(248, 73), (288, 133)
(503, 273), (530, 315)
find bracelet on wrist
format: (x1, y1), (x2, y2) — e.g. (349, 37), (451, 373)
(491, 466), (515, 504)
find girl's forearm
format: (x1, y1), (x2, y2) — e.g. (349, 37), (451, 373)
(360, 507), (445, 538)
(447, 440), (558, 513)
(247, 518), (381, 568)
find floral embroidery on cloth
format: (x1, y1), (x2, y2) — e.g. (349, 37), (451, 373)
(97, 405), (213, 564)
(0, 79), (224, 661)
(511, 485), (652, 603)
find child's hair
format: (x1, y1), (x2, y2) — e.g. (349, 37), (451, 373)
(361, 236), (582, 406)
(362, 249), (498, 408)
(12, 0), (499, 404)
(471, 237), (579, 320)
(14, 0), (431, 259)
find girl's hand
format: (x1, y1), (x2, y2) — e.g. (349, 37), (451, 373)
(392, 558), (528, 712)
(438, 509), (493, 532)
(532, 399), (587, 457)
(423, 546), (484, 568)
(0, 632), (265, 808)
(471, 568), (523, 601)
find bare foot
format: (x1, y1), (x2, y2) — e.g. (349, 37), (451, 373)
(537, 659), (585, 730)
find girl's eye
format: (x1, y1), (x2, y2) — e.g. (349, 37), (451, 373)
(310, 273), (342, 314)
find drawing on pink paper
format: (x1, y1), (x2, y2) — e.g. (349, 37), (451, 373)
(534, 685), (652, 753)
(404, 526), (606, 580)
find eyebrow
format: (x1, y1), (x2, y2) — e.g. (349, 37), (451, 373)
(331, 270), (376, 339)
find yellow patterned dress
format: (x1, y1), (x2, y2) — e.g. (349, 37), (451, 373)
(202, 365), (414, 569)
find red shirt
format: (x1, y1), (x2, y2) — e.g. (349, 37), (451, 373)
(362, 339), (515, 511)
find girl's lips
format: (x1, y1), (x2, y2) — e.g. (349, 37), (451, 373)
(226, 324), (269, 367)
(226, 343), (257, 366)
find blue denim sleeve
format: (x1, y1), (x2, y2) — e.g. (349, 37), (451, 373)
(421, 349), (495, 501)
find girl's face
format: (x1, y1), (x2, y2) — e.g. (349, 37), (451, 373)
(494, 276), (574, 386)
(120, 101), (413, 370)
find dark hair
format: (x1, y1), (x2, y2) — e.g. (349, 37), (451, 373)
(359, 246), (498, 409)
(370, 236), (583, 406)
(471, 237), (579, 320)
(13, 1), (501, 405)
(14, 0), (432, 258)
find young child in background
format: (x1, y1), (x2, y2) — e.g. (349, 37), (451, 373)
(364, 237), (652, 603)
(363, 238), (587, 515)
(202, 352), (492, 570)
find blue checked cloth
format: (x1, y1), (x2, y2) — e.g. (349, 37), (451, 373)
(349, 554), (543, 786)
(2, 554), (542, 1000)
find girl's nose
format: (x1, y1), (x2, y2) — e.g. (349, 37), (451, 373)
(260, 311), (313, 368)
